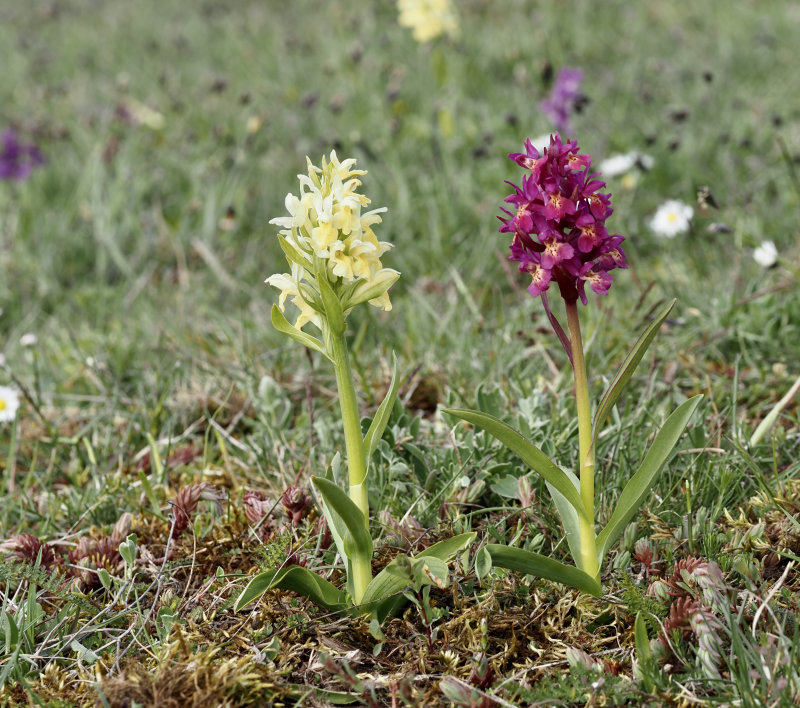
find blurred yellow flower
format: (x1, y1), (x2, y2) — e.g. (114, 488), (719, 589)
(397, 0), (458, 43)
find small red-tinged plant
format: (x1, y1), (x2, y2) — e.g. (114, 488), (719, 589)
(0, 533), (59, 569)
(171, 482), (226, 538)
(632, 539), (661, 581)
(69, 536), (123, 589)
(281, 485), (312, 525)
(243, 490), (272, 525)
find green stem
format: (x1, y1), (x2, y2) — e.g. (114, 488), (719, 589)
(565, 301), (599, 581)
(328, 329), (372, 602)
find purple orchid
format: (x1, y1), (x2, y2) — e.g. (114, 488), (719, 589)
(539, 68), (584, 136)
(499, 132), (626, 306)
(0, 130), (45, 181)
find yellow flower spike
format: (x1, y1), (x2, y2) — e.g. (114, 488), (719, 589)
(266, 151), (397, 333)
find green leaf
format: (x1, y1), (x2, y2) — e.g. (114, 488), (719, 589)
(361, 533), (476, 620)
(315, 458), (354, 597)
(312, 477), (373, 563)
(277, 234), (310, 269)
(287, 686), (360, 705)
(634, 611), (651, 661)
(474, 546), (492, 580)
(490, 474), (521, 499)
(415, 532), (477, 561)
(136, 469), (166, 521)
(596, 395), (703, 560)
(363, 354), (400, 463)
(234, 566), (347, 612)
(2, 611), (18, 652)
(545, 472), (583, 571)
(485, 544), (602, 597)
(592, 299), (676, 445)
(271, 304), (326, 357)
(442, 408), (587, 519)
(317, 272), (345, 335)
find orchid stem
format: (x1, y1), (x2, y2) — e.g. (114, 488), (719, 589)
(329, 329), (372, 602)
(565, 300), (599, 581)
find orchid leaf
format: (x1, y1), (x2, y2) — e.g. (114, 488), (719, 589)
(314, 457), (349, 568)
(442, 408), (587, 519)
(317, 272), (345, 336)
(271, 305), (326, 358)
(363, 354), (400, 463)
(485, 544), (602, 597)
(596, 395), (702, 560)
(592, 299), (676, 446)
(361, 532), (476, 621)
(545, 468), (583, 570)
(234, 565), (346, 612)
(312, 477), (373, 562)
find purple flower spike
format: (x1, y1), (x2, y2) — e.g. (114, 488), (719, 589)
(0, 130), (45, 181)
(499, 132), (625, 306)
(539, 68), (584, 136)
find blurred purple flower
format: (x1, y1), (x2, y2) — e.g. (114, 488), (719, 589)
(0, 130), (45, 181)
(499, 132), (626, 306)
(539, 68), (584, 136)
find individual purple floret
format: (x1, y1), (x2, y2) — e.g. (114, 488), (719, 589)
(539, 68), (584, 136)
(0, 129), (45, 181)
(499, 132), (626, 306)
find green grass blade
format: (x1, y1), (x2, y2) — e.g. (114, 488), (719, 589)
(312, 477), (373, 562)
(363, 353), (400, 463)
(596, 395), (703, 559)
(271, 304), (326, 357)
(592, 299), (676, 445)
(442, 408), (587, 519)
(486, 544), (602, 597)
(234, 566), (346, 612)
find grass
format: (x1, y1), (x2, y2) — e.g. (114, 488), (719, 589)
(1, 0), (800, 705)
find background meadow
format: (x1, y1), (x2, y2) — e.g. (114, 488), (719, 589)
(1, 1), (800, 705)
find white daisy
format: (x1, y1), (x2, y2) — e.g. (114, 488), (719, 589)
(649, 200), (694, 238)
(0, 386), (20, 423)
(753, 240), (778, 268)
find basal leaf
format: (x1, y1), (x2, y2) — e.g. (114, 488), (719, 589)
(312, 477), (373, 562)
(234, 566), (346, 612)
(361, 532), (476, 621)
(442, 408), (587, 519)
(592, 299), (675, 446)
(485, 544), (602, 597)
(596, 395), (703, 560)
(545, 470), (583, 570)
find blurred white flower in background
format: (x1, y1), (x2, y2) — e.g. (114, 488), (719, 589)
(0, 386), (19, 423)
(753, 240), (778, 268)
(649, 200), (693, 238)
(19, 333), (37, 348)
(599, 151), (654, 178)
